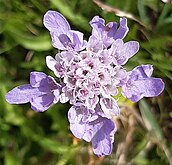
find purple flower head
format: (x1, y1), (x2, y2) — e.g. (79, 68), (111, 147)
(43, 10), (86, 51)
(5, 72), (61, 112)
(121, 65), (165, 102)
(5, 10), (165, 157)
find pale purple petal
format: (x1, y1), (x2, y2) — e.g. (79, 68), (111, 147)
(87, 35), (103, 52)
(68, 106), (88, 139)
(106, 22), (117, 38)
(60, 93), (69, 103)
(85, 96), (99, 110)
(37, 76), (60, 92)
(101, 84), (118, 98)
(111, 38), (123, 50)
(89, 16), (105, 39)
(110, 39), (139, 65)
(122, 78), (165, 102)
(82, 116), (116, 156)
(44, 11), (86, 51)
(43, 10), (70, 33)
(100, 97), (120, 117)
(91, 118), (116, 156)
(82, 114), (99, 142)
(121, 41), (139, 61)
(109, 39), (123, 65)
(59, 51), (74, 66)
(114, 18), (129, 40)
(46, 55), (65, 78)
(5, 72), (61, 112)
(98, 50), (113, 65)
(121, 65), (165, 102)
(51, 30), (86, 51)
(142, 65), (153, 77)
(90, 16), (105, 27)
(5, 85), (41, 104)
(46, 56), (57, 72)
(30, 92), (59, 112)
(89, 16), (129, 50)
(51, 32), (70, 50)
(130, 65), (153, 79)
(30, 72), (47, 87)
(67, 30), (87, 51)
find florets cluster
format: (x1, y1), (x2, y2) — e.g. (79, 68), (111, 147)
(5, 11), (165, 156)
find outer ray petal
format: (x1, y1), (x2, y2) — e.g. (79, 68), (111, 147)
(5, 85), (41, 104)
(43, 10), (70, 33)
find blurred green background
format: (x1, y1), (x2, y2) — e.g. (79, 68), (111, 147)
(0, 0), (172, 164)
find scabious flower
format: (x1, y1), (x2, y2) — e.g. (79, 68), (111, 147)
(5, 10), (165, 156)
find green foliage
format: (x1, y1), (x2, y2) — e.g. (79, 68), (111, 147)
(0, 0), (172, 164)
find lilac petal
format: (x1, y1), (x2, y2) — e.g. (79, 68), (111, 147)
(109, 40), (121, 65)
(85, 96), (99, 110)
(46, 55), (65, 78)
(67, 30), (87, 51)
(121, 41), (139, 62)
(89, 16), (113, 49)
(104, 23), (118, 47)
(51, 32), (70, 50)
(90, 16), (105, 27)
(92, 118), (116, 156)
(111, 38), (123, 49)
(140, 65), (153, 78)
(82, 116), (116, 156)
(5, 85), (41, 104)
(6, 72), (61, 112)
(68, 106), (87, 139)
(122, 65), (165, 102)
(68, 104), (117, 156)
(44, 11), (86, 51)
(124, 78), (165, 102)
(110, 39), (139, 65)
(131, 65), (153, 79)
(115, 67), (127, 80)
(101, 85), (118, 98)
(60, 51), (74, 66)
(139, 78), (165, 97)
(60, 93), (69, 103)
(51, 30), (86, 51)
(98, 50), (113, 65)
(43, 10), (70, 33)
(30, 72), (47, 87)
(53, 89), (61, 100)
(89, 16), (105, 39)
(110, 39), (123, 62)
(30, 93), (58, 112)
(87, 16), (129, 51)
(100, 97), (120, 117)
(46, 56), (57, 72)
(106, 22), (118, 38)
(87, 35), (103, 52)
(114, 18), (129, 40)
(116, 40), (139, 65)
(37, 75), (60, 92)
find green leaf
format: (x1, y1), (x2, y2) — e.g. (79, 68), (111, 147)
(139, 99), (163, 140)
(137, 0), (149, 24)
(156, 4), (172, 28)
(7, 29), (52, 51)
(4, 150), (22, 165)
